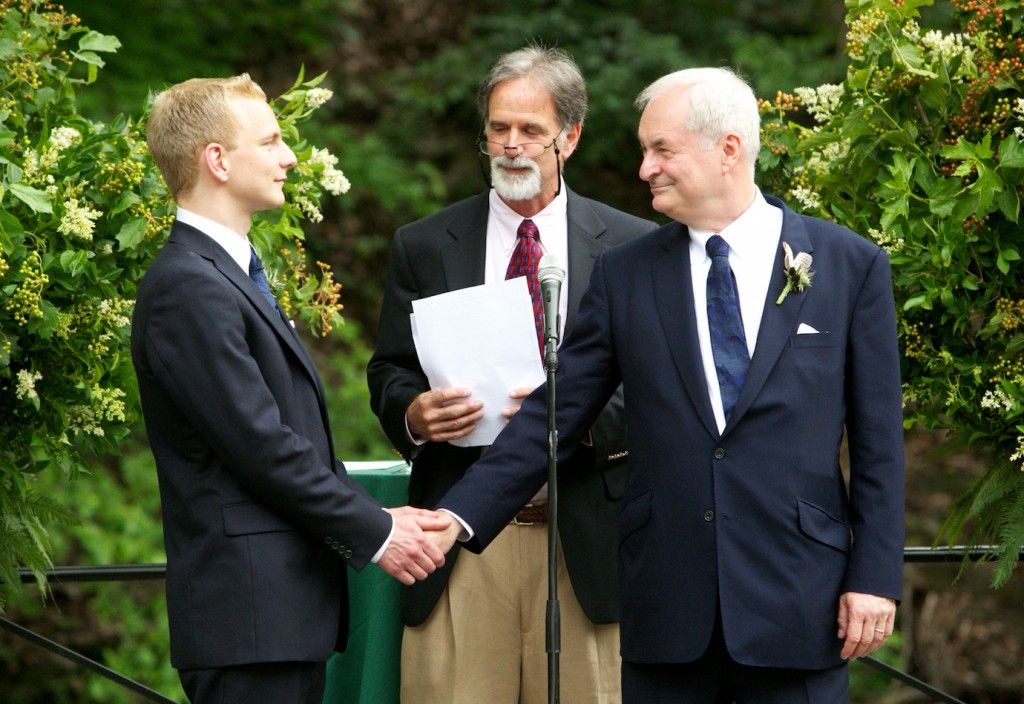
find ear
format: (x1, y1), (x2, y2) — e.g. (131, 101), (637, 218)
(558, 123), (583, 161)
(721, 133), (745, 173)
(201, 143), (230, 184)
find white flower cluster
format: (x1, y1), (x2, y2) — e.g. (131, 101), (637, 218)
(794, 84), (844, 124)
(981, 388), (1016, 413)
(305, 88), (334, 110)
(868, 227), (905, 253)
(920, 30), (972, 65)
(790, 186), (822, 211)
(97, 298), (133, 329)
(308, 147), (351, 195)
(58, 198), (103, 241)
(49, 126), (82, 151)
(1011, 436), (1024, 468)
(294, 194), (324, 223)
(804, 139), (851, 177)
(15, 369), (42, 401)
(1013, 98), (1024, 140)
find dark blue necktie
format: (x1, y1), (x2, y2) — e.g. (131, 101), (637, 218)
(248, 247), (279, 311)
(706, 235), (749, 422)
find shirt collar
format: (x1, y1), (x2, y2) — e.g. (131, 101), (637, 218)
(488, 180), (569, 255)
(176, 207), (252, 274)
(688, 189), (779, 263)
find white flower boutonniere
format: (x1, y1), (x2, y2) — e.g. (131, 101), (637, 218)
(776, 241), (813, 305)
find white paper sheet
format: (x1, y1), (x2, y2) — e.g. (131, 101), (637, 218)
(411, 278), (543, 447)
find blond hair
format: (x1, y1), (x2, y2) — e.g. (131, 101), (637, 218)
(147, 74), (267, 198)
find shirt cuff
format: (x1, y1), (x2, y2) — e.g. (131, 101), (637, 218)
(439, 509), (473, 541)
(369, 510), (395, 564)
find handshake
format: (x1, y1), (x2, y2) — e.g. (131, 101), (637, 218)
(375, 507), (464, 585)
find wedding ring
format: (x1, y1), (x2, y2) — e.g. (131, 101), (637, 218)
(874, 628), (886, 633)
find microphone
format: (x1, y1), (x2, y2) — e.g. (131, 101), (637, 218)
(538, 254), (565, 350)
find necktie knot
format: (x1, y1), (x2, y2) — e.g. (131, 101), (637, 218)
(517, 218), (540, 242)
(706, 234), (729, 259)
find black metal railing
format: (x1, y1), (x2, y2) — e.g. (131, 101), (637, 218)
(4, 546), (1020, 703)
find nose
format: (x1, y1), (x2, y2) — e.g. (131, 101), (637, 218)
(281, 144), (298, 169)
(638, 151), (658, 182)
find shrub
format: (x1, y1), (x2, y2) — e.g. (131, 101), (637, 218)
(757, 0), (1023, 584)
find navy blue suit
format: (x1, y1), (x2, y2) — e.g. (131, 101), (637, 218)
(132, 222), (392, 670)
(439, 197), (904, 671)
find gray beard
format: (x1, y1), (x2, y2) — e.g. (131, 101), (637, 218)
(491, 155), (543, 202)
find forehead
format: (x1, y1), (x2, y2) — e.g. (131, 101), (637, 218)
(228, 96), (279, 134)
(487, 76), (559, 127)
(638, 87), (692, 145)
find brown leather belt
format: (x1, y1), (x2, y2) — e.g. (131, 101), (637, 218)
(512, 503), (548, 525)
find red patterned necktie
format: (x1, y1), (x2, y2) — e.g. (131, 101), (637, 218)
(506, 218), (544, 356)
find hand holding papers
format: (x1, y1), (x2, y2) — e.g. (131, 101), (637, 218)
(411, 278), (544, 447)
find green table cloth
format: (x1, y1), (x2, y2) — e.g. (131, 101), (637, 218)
(323, 461), (411, 704)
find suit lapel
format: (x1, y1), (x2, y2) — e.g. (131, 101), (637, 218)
(168, 223), (325, 406)
(652, 222), (719, 438)
(565, 189), (607, 329)
(726, 200), (813, 430)
(441, 193), (490, 290)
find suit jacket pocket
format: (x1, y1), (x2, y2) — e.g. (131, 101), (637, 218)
(222, 501), (297, 536)
(619, 488), (652, 544)
(789, 332), (843, 348)
(797, 499), (850, 554)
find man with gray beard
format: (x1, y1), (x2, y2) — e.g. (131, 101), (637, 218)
(367, 46), (655, 703)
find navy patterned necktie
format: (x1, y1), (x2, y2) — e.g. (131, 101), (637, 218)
(706, 234), (749, 422)
(505, 219), (544, 356)
(248, 247), (279, 311)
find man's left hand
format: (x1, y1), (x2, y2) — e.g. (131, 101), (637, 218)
(837, 591), (897, 660)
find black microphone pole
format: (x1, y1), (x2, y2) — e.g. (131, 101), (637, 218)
(538, 254), (564, 704)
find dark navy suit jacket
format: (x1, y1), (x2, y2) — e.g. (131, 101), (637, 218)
(439, 197), (905, 670)
(132, 221), (392, 669)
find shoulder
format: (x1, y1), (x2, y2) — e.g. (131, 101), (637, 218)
(569, 191), (657, 237)
(396, 192), (489, 240)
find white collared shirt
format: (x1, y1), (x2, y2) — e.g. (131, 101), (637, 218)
(485, 183), (570, 341)
(688, 189), (783, 433)
(176, 208), (252, 273)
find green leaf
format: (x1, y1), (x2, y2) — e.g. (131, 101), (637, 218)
(78, 31), (122, 53)
(998, 187), (1020, 224)
(926, 176), (962, 217)
(58, 250), (91, 278)
(73, 50), (106, 68)
(109, 190), (140, 216)
(999, 135), (1024, 169)
(8, 183), (52, 214)
(115, 218), (147, 250)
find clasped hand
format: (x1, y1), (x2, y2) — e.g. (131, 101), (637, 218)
(376, 507), (452, 585)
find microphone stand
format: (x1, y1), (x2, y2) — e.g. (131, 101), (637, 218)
(540, 270), (562, 704)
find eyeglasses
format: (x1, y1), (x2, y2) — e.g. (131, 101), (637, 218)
(478, 138), (558, 159)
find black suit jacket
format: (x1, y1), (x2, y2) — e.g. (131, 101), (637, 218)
(131, 221), (392, 669)
(440, 198), (905, 669)
(367, 189), (655, 626)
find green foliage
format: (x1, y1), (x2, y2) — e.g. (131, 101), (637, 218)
(758, 0), (1024, 584)
(0, 0), (353, 609)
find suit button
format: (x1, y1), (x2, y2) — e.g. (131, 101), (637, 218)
(325, 536), (333, 545)
(330, 540), (340, 550)
(703, 510), (715, 522)
(713, 448), (725, 459)
(343, 550), (353, 559)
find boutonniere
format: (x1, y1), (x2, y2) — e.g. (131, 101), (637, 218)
(776, 242), (813, 305)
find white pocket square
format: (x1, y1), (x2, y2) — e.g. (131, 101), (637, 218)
(797, 323), (819, 335)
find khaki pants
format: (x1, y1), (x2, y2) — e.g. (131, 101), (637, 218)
(400, 523), (621, 704)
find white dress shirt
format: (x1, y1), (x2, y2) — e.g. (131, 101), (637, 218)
(688, 190), (783, 433)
